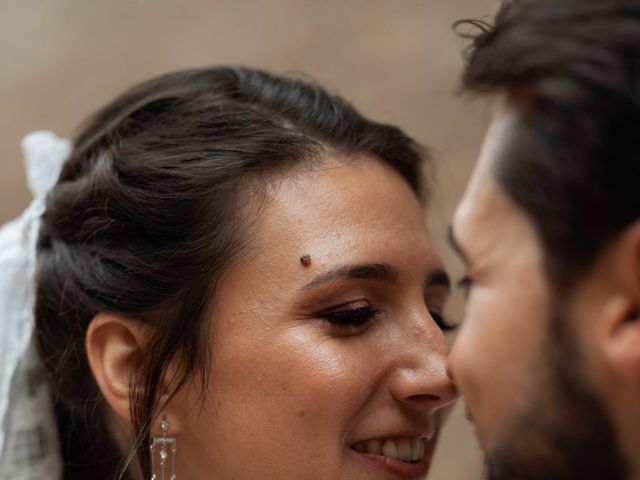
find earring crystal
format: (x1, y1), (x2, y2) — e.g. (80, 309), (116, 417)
(150, 417), (177, 480)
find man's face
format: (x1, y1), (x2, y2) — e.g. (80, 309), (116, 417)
(448, 103), (627, 479)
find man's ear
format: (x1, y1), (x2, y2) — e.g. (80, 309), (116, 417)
(602, 221), (640, 383)
(86, 313), (146, 422)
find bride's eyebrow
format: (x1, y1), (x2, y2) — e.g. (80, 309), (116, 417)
(299, 263), (399, 291)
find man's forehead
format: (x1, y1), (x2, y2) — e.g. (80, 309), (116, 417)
(471, 103), (519, 194)
(453, 103), (523, 252)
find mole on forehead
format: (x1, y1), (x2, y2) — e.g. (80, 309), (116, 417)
(299, 255), (312, 267)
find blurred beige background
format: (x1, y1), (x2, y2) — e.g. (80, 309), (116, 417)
(0, 1), (500, 478)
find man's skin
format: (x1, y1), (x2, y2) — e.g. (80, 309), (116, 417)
(445, 1), (640, 476)
(447, 98), (640, 479)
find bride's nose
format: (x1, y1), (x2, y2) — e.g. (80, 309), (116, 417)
(388, 311), (458, 414)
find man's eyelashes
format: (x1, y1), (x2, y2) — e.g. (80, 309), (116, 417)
(457, 276), (473, 291)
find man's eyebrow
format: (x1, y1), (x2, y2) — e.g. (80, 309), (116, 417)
(300, 263), (399, 290)
(447, 224), (469, 264)
(426, 269), (451, 289)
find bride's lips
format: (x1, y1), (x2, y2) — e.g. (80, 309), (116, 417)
(350, 435), (436, 479)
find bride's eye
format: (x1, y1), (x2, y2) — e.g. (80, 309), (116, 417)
(320, 305), (384, 327)
(429, 310), (458, 332)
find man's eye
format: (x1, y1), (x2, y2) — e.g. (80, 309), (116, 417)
(320, 306), (383, 327)
(429, 310), (458, 332)
(456, 276), (473, 295)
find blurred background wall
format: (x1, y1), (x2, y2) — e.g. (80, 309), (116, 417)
(0, 1), (500, 478)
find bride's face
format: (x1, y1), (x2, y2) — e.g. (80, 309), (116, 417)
(173, 155), (457, 480)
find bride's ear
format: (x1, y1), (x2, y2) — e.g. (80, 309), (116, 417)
(86, 313), (146, 421)
(86, 313), (186, 436)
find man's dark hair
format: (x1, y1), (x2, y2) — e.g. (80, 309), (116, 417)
(460, 0), (640, 290)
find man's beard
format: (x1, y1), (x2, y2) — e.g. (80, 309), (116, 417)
(483, 303), (628, 480)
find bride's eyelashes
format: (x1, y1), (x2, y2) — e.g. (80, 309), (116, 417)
(429, 310), (458, 332)
(319, 305), (384, 328)
(317, 303), (457, 332)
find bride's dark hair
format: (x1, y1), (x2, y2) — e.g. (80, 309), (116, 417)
(34, 65), (429, 479)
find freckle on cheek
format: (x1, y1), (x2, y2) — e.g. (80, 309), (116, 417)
(299, 254), (312, 267)
(298, 410), (306, 418)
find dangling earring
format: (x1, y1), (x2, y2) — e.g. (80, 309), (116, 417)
(150, 417), (177, 480)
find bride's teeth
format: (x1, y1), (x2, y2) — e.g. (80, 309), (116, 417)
(353, 437), (425, 462)
(411, 439), (425, 461)
(382, 439), (398, 458)
(396, 438), (412, 461)
(366, 439), (382, 455)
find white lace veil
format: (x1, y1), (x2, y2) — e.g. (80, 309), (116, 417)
(0, 131), (70, 480)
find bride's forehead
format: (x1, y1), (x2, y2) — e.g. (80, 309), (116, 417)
(261, 157), (424, 225)
(229, 161), (435, 283)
